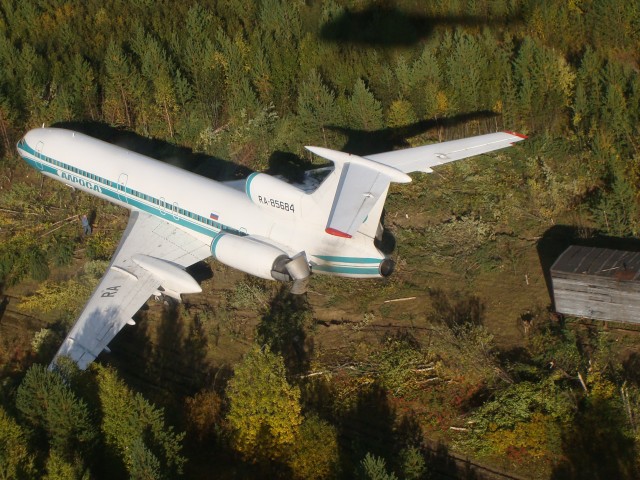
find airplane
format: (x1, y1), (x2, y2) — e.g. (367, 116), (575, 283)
(17, 128), (526, 369)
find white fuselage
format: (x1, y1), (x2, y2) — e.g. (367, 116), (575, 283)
(17, 128), (389, 278)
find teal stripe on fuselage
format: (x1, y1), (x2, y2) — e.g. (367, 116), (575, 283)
(18, 143), (245, 239)
(313, 255), (381, 264)
(210, 232), (225, 258)
(312, 264), (380, 275)
(245, 172), (259, 199)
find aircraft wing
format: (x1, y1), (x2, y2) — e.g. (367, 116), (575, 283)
(365, 131), (527, 174)
(51, 210), (210, 369)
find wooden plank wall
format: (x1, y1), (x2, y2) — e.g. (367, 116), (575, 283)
(551, 246), (640, 324)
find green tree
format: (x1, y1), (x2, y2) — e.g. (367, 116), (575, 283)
(96, 365), (185, 479)
(296, 70), (341, 146)
(512, 37), (575, 133)
(446, 32), (488, 113)
(226, 346), (302, 462)
(255, 0), (303, 110)
(16, 365), (96, 458)
(103, 41), (135, 127)
(345, 79), (384, 132)
(131, 28), (181, 138)
(358, 453), (398, 480)
(0, 407), (34, 480)
(44, 450), (87, 480)
(289, 415), (340, 480)
(572, 47), (604, 138)
(412, 45), (442, 119)
(465, 378), (575, 458)
(399, 446), (427, 480)
(67, 54), (97, 120)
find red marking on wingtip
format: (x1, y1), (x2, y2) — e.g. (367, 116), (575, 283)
(503, 130), (528, 139)
(326, 228), (352, 238)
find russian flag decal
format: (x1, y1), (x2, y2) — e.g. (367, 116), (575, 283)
(210, 212), (219, 220)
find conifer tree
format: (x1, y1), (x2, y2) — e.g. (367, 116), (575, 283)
(16, 365), (96, 459)
(296, 70), (341, 145)
(96, 365), (185, 479)
(346, 79), (384, 132)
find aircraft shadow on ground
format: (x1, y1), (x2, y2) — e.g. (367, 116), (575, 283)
(106, 301), (224, 409)
(256, 285), (314, 377)
(536, 224), (640, 308)
(320, 6), (523, 46)
(52, 121), (251, 181)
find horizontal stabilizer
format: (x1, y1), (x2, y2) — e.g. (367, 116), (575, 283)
(305, 146), (411, 183)
(365, 131), (527, 174)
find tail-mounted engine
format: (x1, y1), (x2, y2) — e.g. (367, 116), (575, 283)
(245, 173), (304, 218)
(211, 233), (310, 293)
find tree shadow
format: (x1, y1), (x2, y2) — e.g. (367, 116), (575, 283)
(266, 150), (316, 183)
(551, 396), (638, 479)
(428, 288), (485, 328)
(335, 381), (405, 475)
(0, 296), (8, 323)
(51, 121), (251, 181)
(255, 286), (313, 377)
(622, 352), (640, 387)
(327, 111), (500, 157)
(320, 6), (523, 46)
(424, 442), (480, 480)
(106, 299), (215, 414)
(536, 225), (640, 308)
(332, 379), (485, 478)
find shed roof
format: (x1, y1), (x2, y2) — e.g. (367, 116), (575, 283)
(551, 245), (640, 282)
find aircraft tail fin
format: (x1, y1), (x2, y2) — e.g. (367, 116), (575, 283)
(306, 147), (410, 239)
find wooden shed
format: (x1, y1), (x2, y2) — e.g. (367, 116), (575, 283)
(550, 245), (640, 323)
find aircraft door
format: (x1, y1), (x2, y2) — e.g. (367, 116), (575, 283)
(172, 202), (179, 220)
(159, 197), (167, 215)
(35, 141), (44, 170)
(117, 173), (128, 204)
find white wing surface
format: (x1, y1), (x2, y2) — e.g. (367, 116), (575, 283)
(365, 131), (527, 174)
(51, 211), (211, 369)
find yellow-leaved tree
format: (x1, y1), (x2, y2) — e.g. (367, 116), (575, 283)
(226, 346), (302, 463)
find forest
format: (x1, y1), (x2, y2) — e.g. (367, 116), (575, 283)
(1, 0), (640, 478)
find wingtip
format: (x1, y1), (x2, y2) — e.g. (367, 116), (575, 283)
(503, 130), (528, 139)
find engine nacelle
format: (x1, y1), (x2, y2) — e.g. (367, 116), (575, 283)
(211, 233), (291, 280)
(245, 173), (304, 218)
